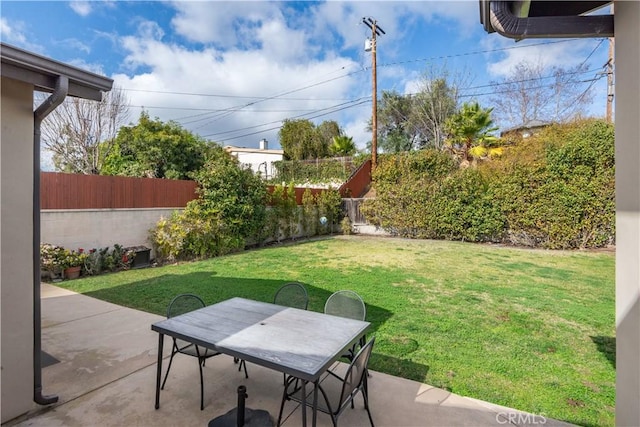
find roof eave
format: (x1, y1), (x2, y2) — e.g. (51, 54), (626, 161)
(480, 1), (614, 39)
(0, 43), (113, 101)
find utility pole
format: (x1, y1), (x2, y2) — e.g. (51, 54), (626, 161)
(363, 17), (385, 172)
(605, 3), (614, 123)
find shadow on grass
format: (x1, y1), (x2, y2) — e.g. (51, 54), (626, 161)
(590, 335), (615, 368)
(369, 352), (430, 384)
(81, 270), (393, 333)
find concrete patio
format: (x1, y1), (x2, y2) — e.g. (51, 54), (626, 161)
(5, 284), (574, 427)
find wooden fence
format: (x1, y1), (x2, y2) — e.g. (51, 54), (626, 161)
(41, 161), (373, 212)
(41, 172), (198, 209)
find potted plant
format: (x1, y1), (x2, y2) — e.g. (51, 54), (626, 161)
(62, 249), (88, 280)
(40, 243), (66, 281)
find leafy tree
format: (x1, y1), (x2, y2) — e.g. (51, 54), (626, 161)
(444, 102), (499, 163)
(279, 119), (333, 160)
(489, 60), (594, 129)
(103, 111), (211, 179)
(329, 135), (356, 156)
(316, 120), (341, 152)
(410, 77), (459, 150)
(373, 91), (415, 153)
(39, 86), (130, 174)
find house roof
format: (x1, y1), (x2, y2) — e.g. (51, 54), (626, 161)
(0, 42), (113, 101)
(224, 145), (284, 155)
(500, 119), (550, 135)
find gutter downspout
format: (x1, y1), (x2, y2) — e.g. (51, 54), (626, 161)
(33, 75), (68, 405)
(489, 1), (613, 39)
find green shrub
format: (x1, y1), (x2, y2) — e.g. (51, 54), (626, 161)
(267, 183), (299, 242)
(317, 188), (343, 234)
(362, 119), (615, 249)
(340, 216), (352, 235)
(150, 146), (267, 261)
(301, 188), (318, 237)
(270, 156), (367, 185)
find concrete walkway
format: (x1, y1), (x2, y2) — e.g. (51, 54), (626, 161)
(6, 284), (574, 427)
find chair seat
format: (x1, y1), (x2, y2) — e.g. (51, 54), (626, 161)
(283, 375), (342, 416)
(176, 342), (220, 359)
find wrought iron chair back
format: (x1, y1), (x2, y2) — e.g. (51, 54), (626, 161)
(161, 293), (247, 411)
(274, 282), (309, 310)
(324, 290), (366, 321)
(277, 336), (376, 427)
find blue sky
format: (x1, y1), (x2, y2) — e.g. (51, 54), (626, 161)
(1, 1), (610, 152)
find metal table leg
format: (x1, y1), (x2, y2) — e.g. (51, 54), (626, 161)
(154, 333), (164, 409)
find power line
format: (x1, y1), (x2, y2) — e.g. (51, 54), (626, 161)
(203, 97), (371, 139)
(120, 40), (583, 103)
(215, 100), (371, 143)
(131, 105), (322, 113)
(122, 87), (354, 102)
(375, 39), (581, 70)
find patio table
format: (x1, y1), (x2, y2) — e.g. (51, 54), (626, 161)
(151, 297), (370, 427)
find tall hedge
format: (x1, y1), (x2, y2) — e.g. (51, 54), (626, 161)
(362, 119), (615, 249)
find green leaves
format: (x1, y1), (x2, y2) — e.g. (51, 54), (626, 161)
(278, 119), (341, 160)
(444, 102), (499, 162)
(103, 111), (212, 179)
(364, 119), (614, 249)
(329, 135), (356, 156)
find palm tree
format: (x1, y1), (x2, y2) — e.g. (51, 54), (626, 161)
(329, 135), (356, 157)
(444, 102), (499, 163)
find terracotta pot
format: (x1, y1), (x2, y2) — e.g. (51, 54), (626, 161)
(64, 266), (81, 280)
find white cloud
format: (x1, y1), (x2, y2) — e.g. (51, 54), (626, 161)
(484, 37), (596, 78)
(67, 58), (104, 75)
(56, 38), (91, 54)
(69, 1), (92, 17)
(0, 17), (42, 52)
(108, 2), (483, 149)
(114, 18), (360, 149)
(170, 1), (278, 47)
(343, 107), (374, 150)
(311, 1), (479, 52)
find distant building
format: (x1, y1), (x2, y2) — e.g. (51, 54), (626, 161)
(500, 120), (550, 139)
(225, 139), (283, 179)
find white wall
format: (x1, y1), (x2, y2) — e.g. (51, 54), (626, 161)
(41, 208), (182, 257)
(1, 77), (36, 422)
(615, 3), (640, 425)
(233, 151), (282, 179)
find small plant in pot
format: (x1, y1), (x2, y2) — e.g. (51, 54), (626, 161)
(62, 249), (88, 280)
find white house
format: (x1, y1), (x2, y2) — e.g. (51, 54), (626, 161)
(225, 139), (283, 179)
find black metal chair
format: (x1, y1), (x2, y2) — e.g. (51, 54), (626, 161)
(274, 282), (309, 386)
(274, 282), (309, 310)
(277, 337), (376, 427)
(324, 290), (366, 321)
(160, 293), (247, 410)
(324, 290), (366, 362)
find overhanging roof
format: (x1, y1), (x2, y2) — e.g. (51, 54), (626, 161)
(479, 1), (613, 39)
(1, 42), (113, 101)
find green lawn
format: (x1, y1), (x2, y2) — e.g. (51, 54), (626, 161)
(56, 236), (615, 426)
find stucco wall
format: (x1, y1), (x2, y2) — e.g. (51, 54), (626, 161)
(615, 2), (640, 425)
(41, 208), (182, 256)
(1, 77), (36, 422)
(232, 151), (282, 179)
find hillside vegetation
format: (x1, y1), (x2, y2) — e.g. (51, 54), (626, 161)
(361, 119), (614, 249)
